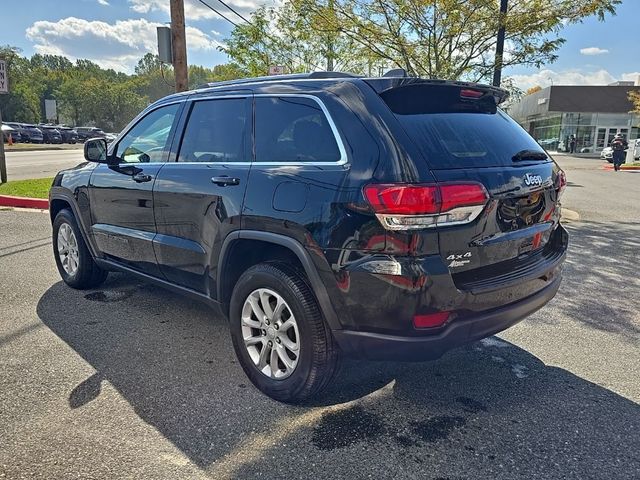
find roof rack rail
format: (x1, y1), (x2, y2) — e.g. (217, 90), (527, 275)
(307, 71), (361, 79)
(195, 71), (362, 90)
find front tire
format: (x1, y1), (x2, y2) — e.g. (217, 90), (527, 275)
(52, 209), (108, 289)
(229, 262), (339, 403)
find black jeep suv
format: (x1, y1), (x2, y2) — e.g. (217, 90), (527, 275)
(49, 72), (568, 402)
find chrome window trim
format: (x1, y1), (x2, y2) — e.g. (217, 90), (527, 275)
(184, 93), (349, 167)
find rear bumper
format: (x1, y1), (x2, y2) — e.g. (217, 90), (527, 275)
(333, 275), (561, 361)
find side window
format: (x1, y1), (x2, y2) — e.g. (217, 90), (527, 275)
(178, 98), (249, 163)
(255, 97), (341, 163)
(115, 103), (180, 164)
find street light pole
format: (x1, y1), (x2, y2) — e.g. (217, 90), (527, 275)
(492, 0), (508, 87)
(170, 0), (189, 92)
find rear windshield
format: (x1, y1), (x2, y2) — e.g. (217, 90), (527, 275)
(381, 85), (547, 169)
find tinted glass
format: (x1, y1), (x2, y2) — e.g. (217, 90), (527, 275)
(255, 97), (341, 163)
(178, 98), (249, 163)
(382, 85), (547, 169)
(115, 104), (179, 163)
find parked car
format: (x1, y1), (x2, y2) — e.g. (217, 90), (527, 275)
(633, 139), (640, 161)
(75, 127), (106, 142)
(1, 124), (22, 143)
(39, 125), (63, 144)
(20, 124), (44, 143)
(56, 126), (79, 144)
(600, 146), (614, 162)
(49, 72), (568, 402)
(3, 123), (27, 142)
(538, 138), (559, 150)
(104, 132), (118, 143)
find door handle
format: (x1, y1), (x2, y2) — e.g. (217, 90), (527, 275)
(132, 173), (152, 183)
(211, 176), (240, 186)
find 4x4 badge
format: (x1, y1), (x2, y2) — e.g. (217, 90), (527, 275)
(447, 252), (472, 268)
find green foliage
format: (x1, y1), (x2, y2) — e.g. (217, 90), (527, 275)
(221, 4), (375, 76)
(0, 49), (245, 131)
(629, 91), (640, 114)
(0, 177), (54, 199)
(224, 0), (620, 82)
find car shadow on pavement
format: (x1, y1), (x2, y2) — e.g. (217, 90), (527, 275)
(37, 273), (640, 479)
(555, 220), (640, 340)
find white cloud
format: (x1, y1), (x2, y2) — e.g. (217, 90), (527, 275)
(509, 68), (620, 90)
(26, 17), (221, 72)
(580, 47), (609, 56)
(128, 0), (263, 20)
(622, 72), (640, 84)
(97, 0), (110, 6)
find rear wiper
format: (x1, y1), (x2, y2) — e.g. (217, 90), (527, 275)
(512, 150), (548, 162)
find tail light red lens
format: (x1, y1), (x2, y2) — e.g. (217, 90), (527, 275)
(439, 184), (490, 212)
(413, 311), (451, 329)
(363, 183), (488, 230)
(555, 170), (567, 198)
(460, 89), (484, 99)
(363, 184), (440, 215)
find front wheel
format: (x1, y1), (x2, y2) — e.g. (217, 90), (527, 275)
(229, 262), (339, 403)
(52, 209), (108, 289)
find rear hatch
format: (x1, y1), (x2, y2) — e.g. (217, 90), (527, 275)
(375, 80), (566, 292)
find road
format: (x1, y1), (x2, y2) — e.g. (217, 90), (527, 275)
(1, 156), (638, 479)
(4, 149), (85, 180)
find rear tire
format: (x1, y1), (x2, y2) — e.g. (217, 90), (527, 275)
(229, 262), (339, 403)
(52, 209), (108, 289)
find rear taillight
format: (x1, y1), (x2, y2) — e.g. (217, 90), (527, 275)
(555, 170), (566, 198)
(363, 183), (488, 231)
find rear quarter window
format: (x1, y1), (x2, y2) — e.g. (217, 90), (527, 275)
(255, 96), (342, 163)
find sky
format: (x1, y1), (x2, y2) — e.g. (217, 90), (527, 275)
(1, 0), (639, 90)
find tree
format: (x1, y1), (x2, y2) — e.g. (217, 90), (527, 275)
(629, 91), (640, 113)
(526, 85), (543, 95)
(221, 4), (373, 76)
(225, 0), (620, 83)
(0, 46), (43, 122)
(135, 53), (163, 76)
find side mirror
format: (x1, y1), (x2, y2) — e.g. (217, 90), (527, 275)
(84, 138), (108, 163)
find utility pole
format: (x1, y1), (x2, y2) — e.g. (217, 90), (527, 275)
(0, 106), (6, 184)
(0, 58), (8, 184)
(170, 0), (188, 92)
(326, 0), (335, 71)
(492, 0), (508, 87)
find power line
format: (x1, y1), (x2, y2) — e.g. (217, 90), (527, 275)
(212, 0), (251, 24)
(197, 0), (240, 28)
(197, 0), (322, 72)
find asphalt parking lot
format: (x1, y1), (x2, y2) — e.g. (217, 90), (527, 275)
(0, 155), (638, 479)
(3, 148), (85, 181)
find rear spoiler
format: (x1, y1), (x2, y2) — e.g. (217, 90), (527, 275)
(364, 77), (510, 105)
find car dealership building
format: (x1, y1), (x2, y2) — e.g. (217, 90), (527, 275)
(508, 81), (640, 153)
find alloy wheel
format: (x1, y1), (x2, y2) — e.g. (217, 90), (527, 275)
(241, 288), (300, 379)
(57, 223), (79, 276)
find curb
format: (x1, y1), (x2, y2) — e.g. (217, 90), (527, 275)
(602, 165), (640, 171)
(561, 208), (580, 222)
(0, 195), (49, 210)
